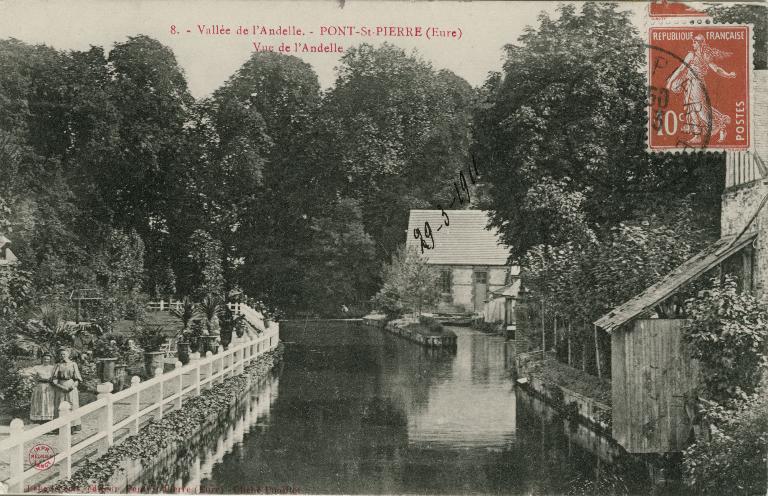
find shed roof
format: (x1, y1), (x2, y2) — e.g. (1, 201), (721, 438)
(491, 279), (521, 297)
(406, 210), (511, 266)
(594, 232), (757, 333)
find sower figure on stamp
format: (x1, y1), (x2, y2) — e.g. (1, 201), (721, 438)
(666, 34), (736, 144)
(25, 352), (55, 423)
(51, 347), (83, 433)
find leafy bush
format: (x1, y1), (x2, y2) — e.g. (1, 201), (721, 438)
(92, 335), (121, 358)
(472, 319), (504, 333)
(243, 297), (283, 322)
(681, 276), (768, 494)
(372, 245), (440, 318)
(683, 389), (768, 494)
(0, 354), (35, 415)
(133, 326), (167, 353)
(683, 276), (768, 402)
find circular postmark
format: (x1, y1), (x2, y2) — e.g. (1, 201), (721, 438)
(647, 41), (713, 151)
(29, 443), (55, 471)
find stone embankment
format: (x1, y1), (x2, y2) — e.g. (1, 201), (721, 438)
(361, 315), (457, 349)
(515, 351), (611, 433)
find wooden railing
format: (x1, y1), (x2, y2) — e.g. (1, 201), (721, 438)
(146, 300), (271, 333)
(0, 306), (279, 493)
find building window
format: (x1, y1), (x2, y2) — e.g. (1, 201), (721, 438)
(438, 269), (452, 294)
(475, 271), (488, 284)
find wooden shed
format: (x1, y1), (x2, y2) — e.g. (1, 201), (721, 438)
(610, 319), (699, 453)
(595, 233), (757, 453)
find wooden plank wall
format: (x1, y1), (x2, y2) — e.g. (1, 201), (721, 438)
(726, 151), (761, 188)
(611, 319), (699, 453)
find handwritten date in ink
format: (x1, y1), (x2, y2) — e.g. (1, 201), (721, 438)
(417, 154), (480, 253)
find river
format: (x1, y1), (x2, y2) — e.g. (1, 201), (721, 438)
(155, 321), (662, 494)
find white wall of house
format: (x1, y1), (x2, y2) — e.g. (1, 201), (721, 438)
(434, 265), (510, 313)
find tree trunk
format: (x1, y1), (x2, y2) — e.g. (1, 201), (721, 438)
(594, 324), (602, 379)
(541, 302), (545, 352)
(553, 316), (558, 350)
(567, 319), (572, 367)
(581, 328), (586, 372)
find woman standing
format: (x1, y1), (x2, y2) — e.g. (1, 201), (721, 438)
(51, 348), (83, 433)
(26, 353), (55, 423)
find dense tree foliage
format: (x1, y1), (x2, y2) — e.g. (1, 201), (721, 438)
(682, 386), (768, 495)
(325, 43), (475, 262)
(680, 276), (768, 493)
(708, 3), (768, 70)
(372, 245), (440, 317)
(684, 276), (768, 403)
(473, 3), (723, 257)
(0, 37), (475, 318)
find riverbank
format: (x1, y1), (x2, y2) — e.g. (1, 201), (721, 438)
(42, 345), (283, 493)
(384, 318), (457, 348)
(515, 352), (611, 432)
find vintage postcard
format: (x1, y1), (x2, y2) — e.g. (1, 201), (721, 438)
(0, 1), (765, 495)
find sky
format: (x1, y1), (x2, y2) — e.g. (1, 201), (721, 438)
(0, 0), (646, 98)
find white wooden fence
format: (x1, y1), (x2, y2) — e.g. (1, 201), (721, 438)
(0, 306), (279, 493)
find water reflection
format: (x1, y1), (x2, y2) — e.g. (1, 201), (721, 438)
(146, 322), (663, 494)
(137, 373), (279, 493)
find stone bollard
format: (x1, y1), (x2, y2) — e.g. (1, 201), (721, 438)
(130, 376), (141, 387)
(154, 367), (163, 377)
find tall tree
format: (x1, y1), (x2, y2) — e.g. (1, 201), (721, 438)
(324, 43), (475, 263)
(208, 52), (324, 308)
(105, 35), (194, 292)
(473, 3), (723, 258)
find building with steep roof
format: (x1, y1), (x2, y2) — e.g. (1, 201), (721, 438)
(405, 210), (518, 314)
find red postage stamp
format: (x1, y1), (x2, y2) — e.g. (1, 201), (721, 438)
(648, 25), (752, 152)
(29, 443), (55, 471)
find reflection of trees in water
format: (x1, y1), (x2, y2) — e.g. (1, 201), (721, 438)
(467, 333), (510, 384)
(136, 373), (279, 491)
(375, 326), (456, 415)
(225, 323), (412, 493)
(514, 391), (651, 496)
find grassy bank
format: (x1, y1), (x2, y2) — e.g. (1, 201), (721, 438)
(524, 357), (611, 405)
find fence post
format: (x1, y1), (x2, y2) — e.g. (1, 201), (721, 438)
(205, 351), (213, 386)
(8, 418), (24, 493)
(174, 361), (183, 410)
(58, 401), (73, 480)
(157, 368), (165, 419)
(130, 376), (141, 434)
(219, 353), (225, 382)
(190, 352), (201, 394)
(96, 382), (114, 453)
